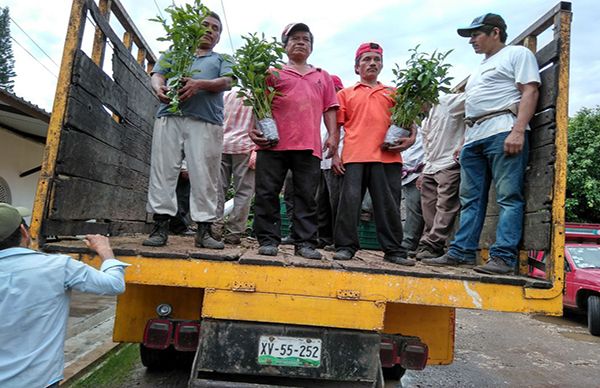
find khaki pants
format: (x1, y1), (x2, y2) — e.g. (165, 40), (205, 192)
(419, 164), (461, 253)
(146, 116), (223, 222)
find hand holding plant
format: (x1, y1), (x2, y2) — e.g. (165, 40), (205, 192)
(150, 0), (209, 114)
(231, 33), (285, 145)
(384, 46), (453, 148)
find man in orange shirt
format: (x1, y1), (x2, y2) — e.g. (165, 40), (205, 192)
(332, 43), (416, 265)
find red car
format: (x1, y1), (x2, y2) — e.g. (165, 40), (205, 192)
(530, 223), (600, 336)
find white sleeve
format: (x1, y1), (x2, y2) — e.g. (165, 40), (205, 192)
(513, 47), (541, 86)
(64, 257), (130, 295)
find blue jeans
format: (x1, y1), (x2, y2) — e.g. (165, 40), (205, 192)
(447, 132), (529, 266)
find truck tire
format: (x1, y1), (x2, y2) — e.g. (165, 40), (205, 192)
(140, 344), (175, 370)
(588, 295), (600, 336)
(382, 365), (406, 381)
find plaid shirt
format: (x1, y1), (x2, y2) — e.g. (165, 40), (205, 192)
(222, 91), (256, 154)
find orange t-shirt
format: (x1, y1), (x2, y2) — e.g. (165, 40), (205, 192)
(336, 82), (402, 164)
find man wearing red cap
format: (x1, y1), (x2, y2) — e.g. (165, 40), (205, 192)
(249, 23), (339, 259)
(332, 42), (416, 265)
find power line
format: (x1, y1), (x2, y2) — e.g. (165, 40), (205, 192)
(219, 0), (235, 55)
(153, 0), (164, 19)
(9, 17), (60, 68)
(10, 36), (58, 79)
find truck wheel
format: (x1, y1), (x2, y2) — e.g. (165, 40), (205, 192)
(382, 365), (406, 381)
(140, 344), (175, 370)
(588, 295), (600, 336)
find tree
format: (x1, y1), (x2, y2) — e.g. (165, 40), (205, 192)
(566, 106), (600, 223)
(0, 7), (16, 93)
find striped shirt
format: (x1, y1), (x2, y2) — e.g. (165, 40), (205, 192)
(222, 91), (256, 154)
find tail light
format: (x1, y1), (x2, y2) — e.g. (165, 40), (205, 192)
(400, 340), (429, 370)
(174, 322), (201, 351)
(143, 319), (173, 349)
(379, 338), (399, 368)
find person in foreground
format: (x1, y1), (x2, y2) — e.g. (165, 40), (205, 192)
(0, 203), (130, 388)
(422, 13), (540, 274)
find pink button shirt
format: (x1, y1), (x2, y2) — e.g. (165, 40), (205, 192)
(262, 65), (339, 158)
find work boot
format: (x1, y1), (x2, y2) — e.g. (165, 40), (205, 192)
(384, 255), (417, 266)
(333, 249), (354, 261)
(473, 256), (514, 275)
(223, 234), (242, 245)
(415, 247), (444, 261)
(422, 253), (474, 267)
(258, 245), (278, 256)
(295, 246), (322, 260)
(195, 222), (225, 249)
(142, 214), (170, 247)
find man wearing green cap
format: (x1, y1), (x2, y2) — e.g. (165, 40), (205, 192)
(422, 13), (540, 275)
(0, 203), (129, 387)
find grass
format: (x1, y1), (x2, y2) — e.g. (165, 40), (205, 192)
(69, 344), (140, 388)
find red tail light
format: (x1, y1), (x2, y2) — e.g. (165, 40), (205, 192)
(400, 341), (428, 370)
(143, 319), (173, 350)
(174, 322), (201, 351)
(379, 338), (399, 368)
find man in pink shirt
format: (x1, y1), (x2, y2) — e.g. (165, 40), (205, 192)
(250, 23), (339, 259)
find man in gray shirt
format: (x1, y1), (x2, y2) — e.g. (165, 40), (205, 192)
(144, 11), (233, 249)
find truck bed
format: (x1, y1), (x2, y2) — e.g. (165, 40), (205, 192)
(43, 235), (551, 289)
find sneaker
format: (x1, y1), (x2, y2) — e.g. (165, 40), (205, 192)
(142, 216), (169, 247)
(223, 234), (242, 245)
(195, 223), (225, 250)
(422, 253), (474, 267)
(416, 248), (443, 261)
(258, 245), (278, 256)
(295, 246), (322, 260)
(473, 256), (514, 275)
(333, 249), (354, 261)
(384, 255), (416, 266)
(407, 250), (418, 259)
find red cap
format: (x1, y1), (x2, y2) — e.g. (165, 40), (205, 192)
(355, 42), (383, 60)
(330, 75), (344, 91)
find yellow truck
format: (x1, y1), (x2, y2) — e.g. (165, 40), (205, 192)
(31, 0), (572, 386)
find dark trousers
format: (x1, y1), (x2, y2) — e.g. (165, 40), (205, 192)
(170, 173), (192, 233)
(254, 150), (320, 247)
(334, 162), (406, 257)
(317, 169), (343, 245)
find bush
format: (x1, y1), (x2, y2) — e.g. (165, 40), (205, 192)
(566, 106), (600, 222)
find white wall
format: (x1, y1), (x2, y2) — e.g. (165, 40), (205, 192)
(0, 128), (44, 216)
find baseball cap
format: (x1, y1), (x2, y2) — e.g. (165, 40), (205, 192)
(0, 203), (31, 241)
(457, 13), (507, 37)
(281, 23), (312, 46)
(355, 42), (383, 61)
(331, 75), (344, 91)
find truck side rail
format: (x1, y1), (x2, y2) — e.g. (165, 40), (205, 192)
(31, 0), (158, 246)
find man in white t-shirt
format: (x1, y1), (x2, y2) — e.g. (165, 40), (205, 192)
(423, 13), (540, 275)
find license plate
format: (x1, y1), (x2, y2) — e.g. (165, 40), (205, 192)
(258, 335), (322, 367)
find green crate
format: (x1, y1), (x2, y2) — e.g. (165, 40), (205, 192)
(358, 220), (381, 250)
(280, 197), (290, 237)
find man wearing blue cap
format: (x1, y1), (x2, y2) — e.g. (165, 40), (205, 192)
(0, 203), (129, 387)
(422, 13), (540, 274)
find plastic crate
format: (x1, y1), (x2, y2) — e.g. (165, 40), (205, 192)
(358, 220), (381, 250)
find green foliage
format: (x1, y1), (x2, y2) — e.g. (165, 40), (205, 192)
(566, 106), (600, 222)
(0, 7), (16, 92)
(390, 46), (453, 128)
(231, 33), (285, 120)
(150, 0), (209, 114)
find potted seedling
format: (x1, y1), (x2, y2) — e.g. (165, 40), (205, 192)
(231, 33), (285, 145)
(150, 0), (209, 114)
(384, 46), (453, 148)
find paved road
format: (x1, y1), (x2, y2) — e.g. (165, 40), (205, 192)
(101, 309), (599, 387)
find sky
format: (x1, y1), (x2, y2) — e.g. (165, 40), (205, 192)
(3, 0), (599, 116)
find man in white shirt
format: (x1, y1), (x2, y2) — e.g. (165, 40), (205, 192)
(423, 13), (540, 275)
(0, 203), (129, 387)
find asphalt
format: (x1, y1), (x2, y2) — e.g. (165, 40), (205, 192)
(62, 291), (119, 385)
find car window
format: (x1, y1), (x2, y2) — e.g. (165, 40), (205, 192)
(566, 246), (600, 269)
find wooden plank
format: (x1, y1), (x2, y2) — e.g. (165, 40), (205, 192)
(43, 219), (150, 237)
(48, 176), (147, 221)
(480, 210), (551, 251)
(536, 39), (560, 69)
(537, 64), (560, 112)
(509, 2), (571, 46)
(55, 129), (149, 189)
(530, 108), (555, 129)
(109, 0), (157, 64)
(529, 142), (555, 165)
(72, 50), (127, 118)
(530, 122), (556, 150)
(524, 163), (554, 212)
(112, 50), (159, 127)
(66, 85), (152, 164)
